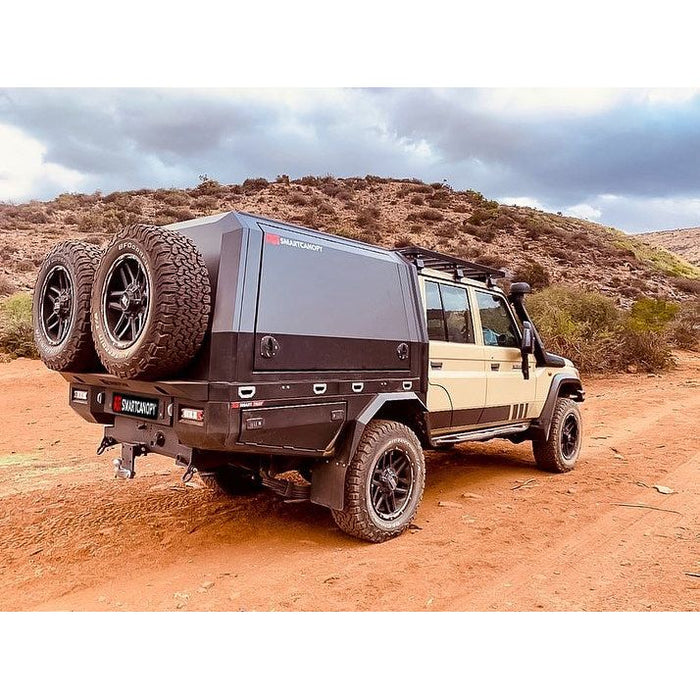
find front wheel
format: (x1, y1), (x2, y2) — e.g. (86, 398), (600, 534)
(532, 397), (582, 473)
(332, 420), (425, 543)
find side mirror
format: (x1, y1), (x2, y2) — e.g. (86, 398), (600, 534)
(521, 321), (535, 355)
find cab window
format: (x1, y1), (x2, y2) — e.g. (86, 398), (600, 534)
(475, 290), (520, 348)
(424, 281), (475, 344)
(424, 281), (446, 342)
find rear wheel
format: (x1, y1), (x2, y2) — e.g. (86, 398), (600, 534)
(33, 241), (102, 372)
(198, 465), (263, 496)
(332, 420), (425, 543)
(533, 397), (582, 473)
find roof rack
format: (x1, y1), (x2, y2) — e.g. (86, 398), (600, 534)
(395, 246), (505, 281)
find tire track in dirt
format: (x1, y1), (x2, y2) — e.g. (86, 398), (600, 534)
(0, 356), (698, 611)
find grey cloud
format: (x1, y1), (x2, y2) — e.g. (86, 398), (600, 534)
(2, 88), (700, 232)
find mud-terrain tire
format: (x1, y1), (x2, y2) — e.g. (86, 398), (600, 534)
(533, 397), (582, 473)
(198, 466), (263, 496)
(91, 224), (211, 380)
(331, 420), (425, 543)
(33, 241), (102, 372)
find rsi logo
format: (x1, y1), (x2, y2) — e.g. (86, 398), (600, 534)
(265, 232), (323, 253)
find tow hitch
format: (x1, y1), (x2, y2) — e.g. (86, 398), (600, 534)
(113, 443), (141, 479)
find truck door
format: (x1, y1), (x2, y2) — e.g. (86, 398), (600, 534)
(473, 289), (536, 424)
(423, 279), (487, 432)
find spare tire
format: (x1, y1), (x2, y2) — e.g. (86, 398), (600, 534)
(33, 241), (102, 372)
(90, 223), (211, 380)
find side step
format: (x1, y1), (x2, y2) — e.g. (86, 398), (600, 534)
(433, 422), (530, 446)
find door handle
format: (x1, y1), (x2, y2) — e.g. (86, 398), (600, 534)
(430, 361), (443, 369)
(490, 363), (500, 371)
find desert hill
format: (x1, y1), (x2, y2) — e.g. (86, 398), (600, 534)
(639, 227), (700, 267)
(1, 175), (698, 304)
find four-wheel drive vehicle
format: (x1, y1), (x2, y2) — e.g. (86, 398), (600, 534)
(33, 211), (584, 542)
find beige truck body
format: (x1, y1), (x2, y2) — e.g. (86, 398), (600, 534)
(419, 269), (580, 436)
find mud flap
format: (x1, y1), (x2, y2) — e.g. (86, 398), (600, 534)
(310, 392), (427, 510)
(310, 424), (358, 510)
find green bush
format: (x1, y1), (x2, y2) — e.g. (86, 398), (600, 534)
(627, 298), (679, 333)
(527, 286), (680, 373)
(0, 292), (37, 359)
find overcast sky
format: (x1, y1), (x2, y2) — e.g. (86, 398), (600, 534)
(1, 87), (700, 233)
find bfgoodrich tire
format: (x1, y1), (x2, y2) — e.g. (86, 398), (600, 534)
(331, 420), (426, 543)
(33, 241), (102, 372)
(532, 397), (582, 473)
(91, 224), (211, 380)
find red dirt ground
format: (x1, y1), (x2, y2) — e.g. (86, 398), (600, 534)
(0, 355), (698, 611)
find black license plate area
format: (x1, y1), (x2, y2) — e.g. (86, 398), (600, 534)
(112, 393), (160, 420)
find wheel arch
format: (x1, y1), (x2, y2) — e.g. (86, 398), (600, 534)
(310, 392), (427, 510)
(530, 375), (585, 441)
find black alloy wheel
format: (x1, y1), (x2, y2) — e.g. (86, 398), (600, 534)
(40, 265), (73, 345)
(368, 448), (415, 522)
(560, 414), (580, 460)
(102, 254), (150, 348)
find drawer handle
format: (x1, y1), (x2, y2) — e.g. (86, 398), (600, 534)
(430, 361), (443, 369)
(313, 383), (327, 395)
(238, 386), (256, 399)
(351, 382), (364, 393)
(402, 381), (413, 390)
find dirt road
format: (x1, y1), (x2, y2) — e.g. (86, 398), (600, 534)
(0, 355), (698, 611)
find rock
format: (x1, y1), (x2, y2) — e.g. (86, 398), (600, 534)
(566, 488), (576, 494)
(626, 364), (638, 374)
(200, 580), (215, 590)
(620, 560), (632, 566)
(461, 492), (483, 499)
(652, 484), (674, 494)
(438, 500), (463, 509)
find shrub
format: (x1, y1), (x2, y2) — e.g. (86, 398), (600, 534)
(512, 261), (551, 290)
(409, 195), (425, 206)
(193, 177), (224, 197)
(471, 227), (496, 243)
(527, 287), (681, 373)
(193, 196), (218, 212)
(670, 277), (700, 295)
(0, 276), (17, 296)
(77, 211), (103, 232)
(25, 209), (49, 224)
(0, 293), (37, 359)
(316, 201), (336, 217)
(158, 190), (190, 207)
(159, 206), (193, 222)
(288, 192), (308, 206)
(468, 208), (497, 226)
(242, 177), (269, 192)
(356, 206), (381, 230)
(475, 254), (506, 268)
(627, 298), (679, 333)
(668, 301), (700, 349)
(407, 209), (444, 223)
(395, 235), (413, 248)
